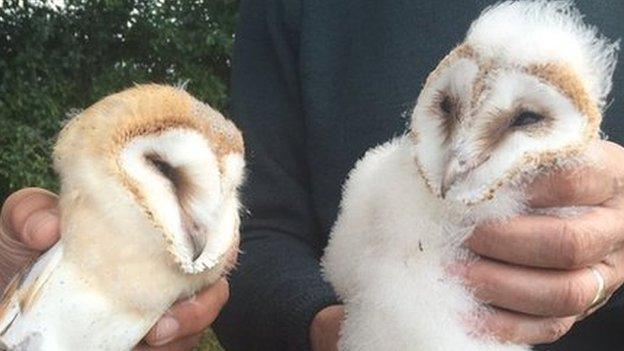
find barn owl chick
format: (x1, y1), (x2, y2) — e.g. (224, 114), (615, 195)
(323, 1), (618, 351)
(0, 84), (245, 350)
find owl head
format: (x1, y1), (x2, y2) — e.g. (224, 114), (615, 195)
(410, 0), (619, 204)
(53, 84), (244, 274)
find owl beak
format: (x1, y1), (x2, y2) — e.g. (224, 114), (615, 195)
(440, 154), (491, 199)
(440, 158), (467, 199)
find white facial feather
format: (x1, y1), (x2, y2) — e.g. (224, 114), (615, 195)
(446, 71), (588, 201)
(119, 128), (226, 273)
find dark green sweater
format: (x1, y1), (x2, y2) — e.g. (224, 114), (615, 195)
(213, 1), (624, 350)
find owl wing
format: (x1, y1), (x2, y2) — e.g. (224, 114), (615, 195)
(0, 243), (63, 345)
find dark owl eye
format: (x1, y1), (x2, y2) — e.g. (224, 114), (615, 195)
(511, 111), (544, 127)
(145, 153), (182, 187)
(439, 95), (453, 116)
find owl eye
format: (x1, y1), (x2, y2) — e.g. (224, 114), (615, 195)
(439, 95), (454, 117)
(146, 153), (182, 188)
(511, 111), (544, 128)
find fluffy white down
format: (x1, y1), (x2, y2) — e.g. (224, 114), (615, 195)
(323, 2), (617, 350)
(467, 0), (618, 109)
(322, 137), (528, 351)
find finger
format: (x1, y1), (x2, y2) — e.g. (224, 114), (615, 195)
(144, 278), (229, 346)
(579, 247), (624, 317)
(478, 308), (576, 345)
(1, 188), (59, 251)
(528, 141), (624, 208)
(462, 257), (621, 317)
(468, 207), (624, 269)
(134, 333), (202, 351)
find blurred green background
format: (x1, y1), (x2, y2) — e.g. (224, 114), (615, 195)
(0, 0), (238, 349)
(0, 0), (237, 202)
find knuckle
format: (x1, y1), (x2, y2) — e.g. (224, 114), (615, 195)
(555, 278), (589, 315)
(0, 188), (58, 239)
(555, 221), (588, 269)
(542, 318), (573, 343)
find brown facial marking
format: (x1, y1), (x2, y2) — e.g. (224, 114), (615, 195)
(408, 130), (419, 143)
(430, 91), (461, 144)
(414, 155), (436, 194)
(526, 63), (602, 138)
(423, 44), (477, 88)
(475, 107), (510, 153)
(471, 60), (499, 113)
(419, 44), (481, 146)
(462, 144), (586, 206)
(114, 116), (243, 166)
(474, 104), (555, 159)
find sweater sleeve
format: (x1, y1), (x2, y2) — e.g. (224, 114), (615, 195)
(212, 0), (339, 350)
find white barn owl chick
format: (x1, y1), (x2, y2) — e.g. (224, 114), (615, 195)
(0, 84), (245, 350)
(323, 1), (618, 351)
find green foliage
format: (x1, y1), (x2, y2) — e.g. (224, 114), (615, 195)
(0, 0), (238, 202)
(198, 329), (226, 351)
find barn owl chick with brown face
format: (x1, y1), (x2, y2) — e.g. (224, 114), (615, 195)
(323, 1), (618, 351)
(0, 84), (244, 350)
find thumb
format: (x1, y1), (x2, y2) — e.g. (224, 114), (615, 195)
(0, 188), (60, 288)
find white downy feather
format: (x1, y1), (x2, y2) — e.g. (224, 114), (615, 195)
(0, 244), (155, 351)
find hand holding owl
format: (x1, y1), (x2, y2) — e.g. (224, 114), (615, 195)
(0, 189), (230, 351)
(464, 140), (624, 344)
(0, 85), (243, 350)
(313, 141), (624, 351)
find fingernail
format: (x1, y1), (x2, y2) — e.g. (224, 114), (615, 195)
(152, 316), (179, 346)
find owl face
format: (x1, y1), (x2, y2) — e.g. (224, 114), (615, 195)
(118, 125), (244, 274)
(113, 94), (245, 274)
(53, 85), (244, 274)
(409, 1), (617, 205)
(410, 46), (599, 204)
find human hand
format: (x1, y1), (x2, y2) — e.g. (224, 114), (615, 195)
(0, 188), (60, 289)
(310, 305), (343, 351)
(463, 140), (624, 344)
(135, 278), (230, 351)
(0, 188), (231, 351)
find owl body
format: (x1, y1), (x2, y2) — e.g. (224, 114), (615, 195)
(0, 85), (244, 350)
(323, 1), (618, 350)
(325, 137), (527, 351)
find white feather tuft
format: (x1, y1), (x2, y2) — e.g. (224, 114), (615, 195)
(467, 0), (619, 109)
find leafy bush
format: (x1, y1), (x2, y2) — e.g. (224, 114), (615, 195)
(0, 0), (238, 202)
